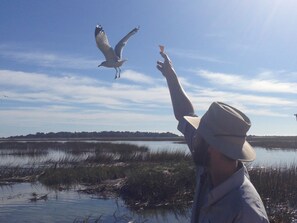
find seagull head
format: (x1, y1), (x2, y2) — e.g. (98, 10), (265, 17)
(98, 59), (128, 68)
(98, 61), (108, 67)
(119, 59), (127, 65)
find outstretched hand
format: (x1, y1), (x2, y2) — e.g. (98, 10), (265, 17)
(156, 52), (176, 78)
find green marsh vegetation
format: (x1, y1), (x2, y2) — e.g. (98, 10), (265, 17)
(0, 141), (296, 222)
(247, 135), (297, 149)
(249, 165), (297, 223)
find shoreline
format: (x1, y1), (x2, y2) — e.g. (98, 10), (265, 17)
(1, 136), (296, 149)
(0, 136), (184, 142)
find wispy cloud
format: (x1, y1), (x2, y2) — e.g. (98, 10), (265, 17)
(0, 106), (172, 126)
(121, 69), (155, 84)
(0, 45), (98, 70)
(0, 69), (170, 110)
(168, 48), (228, 64)
(196, 69), (297, 94)
(188, 87), (295, 116)
(1, 68), (295, 116)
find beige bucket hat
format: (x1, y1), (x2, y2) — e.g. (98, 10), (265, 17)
(184, 102), (256, 162)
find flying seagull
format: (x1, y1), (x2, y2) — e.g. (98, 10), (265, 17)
(95, 25), (139, 79)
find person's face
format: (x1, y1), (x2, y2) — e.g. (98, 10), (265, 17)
(207, 147), (227, 169)
(203, 149), (210, 168)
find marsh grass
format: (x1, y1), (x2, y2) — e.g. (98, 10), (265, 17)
(44, 156), (84, 166)
(93, 143), (148, 153)
(0, 141), (149, 157)
(120, 162), (195, 209)
(85, 153), (118, 163)
(249, 165), (297, 222)
(250, 165), (297, 206)
(0, 165), (43, 183)
(30, 149), (193, 199)
(143, 150), (191, 162)
(0, 142), (61, 150)
(1, 148), (48, 157)
(248, 136), (297, 149)
(86, 150), (191, 164)
(38, 165), (129, 188)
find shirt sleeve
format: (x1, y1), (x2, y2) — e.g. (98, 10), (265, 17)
(177, 116), (197, 155)
(234, 208), (270, 223)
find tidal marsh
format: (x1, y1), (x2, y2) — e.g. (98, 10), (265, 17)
(0, 141), (296, 222)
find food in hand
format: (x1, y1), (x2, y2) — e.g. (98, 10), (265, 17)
(159, 45), (165, 53)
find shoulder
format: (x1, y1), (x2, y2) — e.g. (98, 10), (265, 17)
(235, 177), (269, 222)
(177, 115), (197, 150)
(177, 115), (197, 136)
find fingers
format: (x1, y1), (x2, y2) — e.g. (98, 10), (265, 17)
(160, 52), (170, 61)
(156, 64), (162, 72)
(157, 61), (163, 66)
(156, 61), (163, 72)
(156, 51), (172, 74)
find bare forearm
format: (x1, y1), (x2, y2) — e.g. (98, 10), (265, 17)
(157, 52), (195, 121)
(165, 70), (194, 121)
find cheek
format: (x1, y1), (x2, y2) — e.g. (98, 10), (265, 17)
(207, 148), (220, 166)
(205, 150), (211, 166)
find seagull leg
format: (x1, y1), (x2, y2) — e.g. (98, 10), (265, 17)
(114, 68), (118, 79)
(118, 68), (122, 78)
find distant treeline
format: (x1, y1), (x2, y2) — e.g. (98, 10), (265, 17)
(5, 131), (180, 139)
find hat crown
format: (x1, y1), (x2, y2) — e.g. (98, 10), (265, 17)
(195, 102), (255, 161)
(203, 102), (251, 137)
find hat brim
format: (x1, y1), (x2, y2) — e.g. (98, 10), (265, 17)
(184, 116), (201, 129)
(183, 115), (256, 162)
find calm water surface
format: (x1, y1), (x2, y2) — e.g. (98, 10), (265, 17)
(0, 183), (189, 223)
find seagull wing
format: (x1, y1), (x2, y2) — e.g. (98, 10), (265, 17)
(95, 25), (117, 61)
(114, 26), (139, 59)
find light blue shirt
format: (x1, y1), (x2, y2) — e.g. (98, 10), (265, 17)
(178, 117), (270, 223)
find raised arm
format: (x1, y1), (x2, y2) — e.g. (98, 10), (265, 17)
(156, 52), (195, 121)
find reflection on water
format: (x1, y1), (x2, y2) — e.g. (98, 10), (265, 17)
(252, 147), (297, 167)
(0, 183), (190, 223)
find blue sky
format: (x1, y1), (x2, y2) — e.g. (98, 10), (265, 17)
(0, 0), (296, 137)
